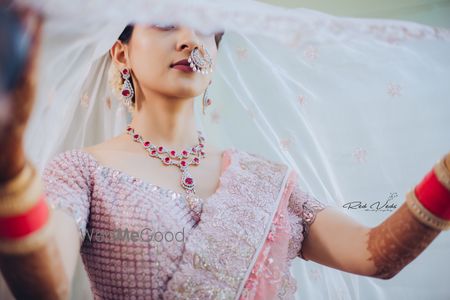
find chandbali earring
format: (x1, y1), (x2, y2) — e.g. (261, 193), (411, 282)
(120, 68), (134, 109)
(202, 81), (213, 115)
(188, 44), (213, 75)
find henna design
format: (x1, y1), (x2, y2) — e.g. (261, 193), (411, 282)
(367, 203), (440, 279)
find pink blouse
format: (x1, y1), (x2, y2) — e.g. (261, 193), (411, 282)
(42, 148), (326, 299)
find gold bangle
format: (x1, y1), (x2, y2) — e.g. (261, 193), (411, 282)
(0, 167), (44, 217)
(0, 161), (34, 196)
(434, 156), (450, 192)
(0, 209), (54, 255)
(405, 190), (450, 231)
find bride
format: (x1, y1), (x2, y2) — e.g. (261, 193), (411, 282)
(1, 1), (450, 299)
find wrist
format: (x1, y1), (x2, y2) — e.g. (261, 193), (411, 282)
(415, 157), (450, 216)
(0, 163), (51, 255)
(405, 155), (450, 231)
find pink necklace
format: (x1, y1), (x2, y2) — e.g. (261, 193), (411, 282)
(126, 125), (207, 221)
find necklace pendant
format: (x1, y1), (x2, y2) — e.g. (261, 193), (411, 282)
(181, 170), (195, 192)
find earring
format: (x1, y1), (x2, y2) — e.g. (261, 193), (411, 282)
(120, 68), (134, 108)
(202, 81), (213, 115)
(189, 45), (213, 75)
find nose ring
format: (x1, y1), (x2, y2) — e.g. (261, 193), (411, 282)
(188, 45), (213, 75)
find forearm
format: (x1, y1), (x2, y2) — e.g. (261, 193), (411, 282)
(366, 202), (441, 279)
(366, 155), (450, 279)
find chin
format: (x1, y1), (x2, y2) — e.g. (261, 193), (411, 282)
(170, 85), (203, 98)
(176, 91), (202, 99)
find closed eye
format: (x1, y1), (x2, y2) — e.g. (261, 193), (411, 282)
(152, 24), (177, 31)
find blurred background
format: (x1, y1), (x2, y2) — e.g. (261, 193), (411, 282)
(260, 0), (450, 28)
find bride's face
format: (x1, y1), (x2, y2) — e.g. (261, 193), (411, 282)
(114, 24), (218, 100)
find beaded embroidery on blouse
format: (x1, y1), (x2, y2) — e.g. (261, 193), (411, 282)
(42, 148), (327, 299)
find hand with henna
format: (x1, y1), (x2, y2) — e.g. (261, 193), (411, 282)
(0, 5), (70, 300)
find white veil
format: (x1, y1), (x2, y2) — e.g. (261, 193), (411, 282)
(2, 0), (449, 299)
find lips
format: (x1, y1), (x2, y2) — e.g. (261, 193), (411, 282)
(171, 59), (190, 67)
(171, 59), (193, 73)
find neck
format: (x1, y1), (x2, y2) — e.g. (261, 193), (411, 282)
(128, 91), (200, 151)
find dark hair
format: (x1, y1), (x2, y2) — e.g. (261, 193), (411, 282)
(118, 25), (134, 44)
(118, 24), (225, 48)
(117, 25), (224, 105)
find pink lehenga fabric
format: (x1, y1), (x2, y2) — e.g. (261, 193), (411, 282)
(42, 147), (327, 299)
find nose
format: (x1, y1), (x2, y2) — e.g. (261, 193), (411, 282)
(176, 27), (201, 52)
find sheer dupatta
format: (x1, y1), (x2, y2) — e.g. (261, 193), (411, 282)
(13, 0), (450, 298)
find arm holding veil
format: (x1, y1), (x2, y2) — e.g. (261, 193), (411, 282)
(299, 154), (450, 279)
(0, 7), (77, 299)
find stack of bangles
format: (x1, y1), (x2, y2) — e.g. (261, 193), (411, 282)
(0, 161), (53, 255)
(406, 155), (450, 231)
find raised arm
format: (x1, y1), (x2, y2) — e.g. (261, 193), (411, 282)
(0, 7), (80, 298)
(299, 153), (450, 279)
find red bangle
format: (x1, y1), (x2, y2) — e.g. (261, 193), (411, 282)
(0, 194), (50, 239)
(414, 167), (450, 220)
